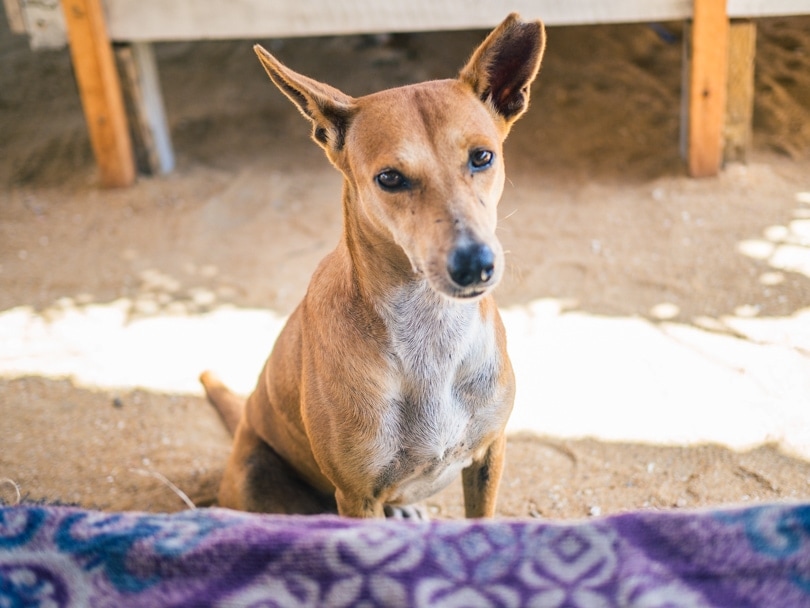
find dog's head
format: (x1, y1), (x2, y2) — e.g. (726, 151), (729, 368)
(255, 14), (545, 300)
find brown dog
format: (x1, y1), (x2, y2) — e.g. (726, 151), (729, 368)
(201, 13), (545, 518)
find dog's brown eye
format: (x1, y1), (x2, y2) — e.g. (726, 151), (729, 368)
(376, 170), (408, 192)
(470, 149), (494, 171)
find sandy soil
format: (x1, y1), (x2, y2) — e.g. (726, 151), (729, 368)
(1, 10), (809, 518)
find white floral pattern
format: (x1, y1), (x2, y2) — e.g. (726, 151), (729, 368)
(517, 525), (618, 607)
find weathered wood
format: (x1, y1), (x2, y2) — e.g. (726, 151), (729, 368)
(96, 0), (810, 42)
(100, 0), (694, 42)
(13, 0), (810, 47)
(727, 0), (810, 17)
(724, 20), (756, 163)
(685, 0), (729, 177)
(13, 0), (67, 48)
(60, 0), (135, 187)
(116, 42), (175, 175)
(3, 0), (26, 33)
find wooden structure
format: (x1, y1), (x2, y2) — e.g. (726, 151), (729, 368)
(4, 0), (810, 186)
(59, 0), (134, 188)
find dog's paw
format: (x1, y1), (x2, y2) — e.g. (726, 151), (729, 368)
(383, 504), (430, 520)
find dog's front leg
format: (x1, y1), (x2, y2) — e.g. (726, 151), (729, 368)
(335, 489), (385, 518)
(462, 434), (507, 518)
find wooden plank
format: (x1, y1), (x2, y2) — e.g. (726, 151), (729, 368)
(686, 0), (729, 177)
(17, 0), (810, 48)
(727, 0), (810, 17)
(60, 0), (135, 187)
(116, 42), (175, 175)
(724, 20), (756, 163)
(3, 0), (26, 33)
(679, 22), (692, 162)
(101, 0), (694, 42)
(18, 0), (68, 48)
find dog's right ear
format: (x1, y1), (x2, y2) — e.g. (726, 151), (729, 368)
(254, 45), (355, 153)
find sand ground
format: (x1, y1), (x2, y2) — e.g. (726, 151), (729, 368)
(1, 10), (809, 519)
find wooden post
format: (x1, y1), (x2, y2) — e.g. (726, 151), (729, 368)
(685, 0), (729, 177)
(724, 20), (756, 163)
(60, 0), (135, 187)
(116, 42), (176, 175)
(3, 0), (26, 34)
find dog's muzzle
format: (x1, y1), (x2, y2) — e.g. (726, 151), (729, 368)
(447, 241), (496, 289)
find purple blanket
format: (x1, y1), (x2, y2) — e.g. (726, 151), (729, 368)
(2, 503), (809, 607)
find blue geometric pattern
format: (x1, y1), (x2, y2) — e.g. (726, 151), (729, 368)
(1, 503), (810, 607)
(0, 508), (46, 548)
(54, 510), (231, 592)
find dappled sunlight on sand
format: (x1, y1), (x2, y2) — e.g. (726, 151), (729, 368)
(0, 299), (284, 395)
(737, 191), (810, 282)
(506, 193), (810, 458)
(503, 300), (810, 459)
(1, 295), (808, 459)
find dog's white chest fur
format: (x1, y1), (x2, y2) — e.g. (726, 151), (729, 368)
(372, 283), (503, 505)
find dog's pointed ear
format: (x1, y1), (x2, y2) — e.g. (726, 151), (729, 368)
(459, 13), (545, 131)
(254, 44), (355, 153)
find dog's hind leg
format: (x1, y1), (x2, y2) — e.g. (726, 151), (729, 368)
(199, 371), (244, 436)
(201, 371), (336, 514)
(220, 421), (338, 514)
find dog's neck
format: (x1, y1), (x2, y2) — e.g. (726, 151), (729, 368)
(376, 279), (485, 373)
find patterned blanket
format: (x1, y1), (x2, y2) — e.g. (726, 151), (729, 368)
(2, 503), (809, 607)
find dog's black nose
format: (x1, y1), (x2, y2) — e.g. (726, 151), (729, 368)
(447, 242), (495, 288)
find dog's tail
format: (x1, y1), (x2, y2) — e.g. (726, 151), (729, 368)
(199, 371), (245, 437)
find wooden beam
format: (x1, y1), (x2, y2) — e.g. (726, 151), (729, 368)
(686, 0), (729, 177)
(101, 0), (695, 42)
(19, 0), (810, 48)
(727, 0), (810, 17)
(61, 0), (135, 187)
(724, 20), (756, 163)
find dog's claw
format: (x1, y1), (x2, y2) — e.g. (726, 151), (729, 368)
(384, 504), (430, 520)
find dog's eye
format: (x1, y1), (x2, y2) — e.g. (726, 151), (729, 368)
(469, 149), (494, 171)
(376, 170), (408, 192)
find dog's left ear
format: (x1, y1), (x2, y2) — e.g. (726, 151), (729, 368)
(459, 13), (546, 131)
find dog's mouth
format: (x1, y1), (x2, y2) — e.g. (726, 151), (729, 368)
(446, 285), (489, 300)
(411, 238), (503, 301)
(424, 267), (500, 301)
